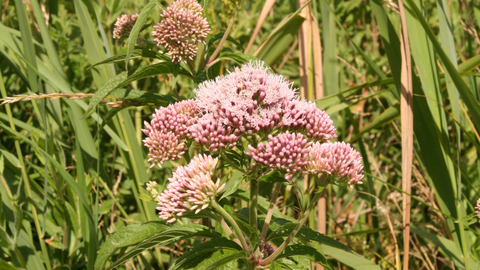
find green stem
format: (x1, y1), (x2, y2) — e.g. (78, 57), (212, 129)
(216, 214), (242, 246)
(260, 185), (326, 266)
(258, 182), (282, 250)
(211, 201), (251, 257)
(249, 177), (259, 232)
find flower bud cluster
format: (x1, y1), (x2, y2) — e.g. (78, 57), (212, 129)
(146, 181), (161, 203)
(248, 132), (311, 180)
(142, 100), (196, 168)
(113, 14), (139, 43)
(156, 155), (225, 223)
(476, 198), (480, 220)
(152, 0), (210, 63)
(280, 99), (336, 142)
(306, 142), (364, 187)
(189, 113), (240, 153)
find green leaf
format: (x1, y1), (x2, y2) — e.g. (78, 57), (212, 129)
(207, 32), (244, 53)
(95, 222), (168, 270)
(169, 238), (242, 270)
(259, 171), (287, 183)
(350, 103), (400, 143)
(125, 2), (157, 70)
(203, 250), (245, 270)
(220, 170), (244, 200)
(277, 244), (333, 270)
(0, 259), (26, 270)
(82, 62), (187, 119)
(267, 221), (351, 252)
(321, 244), (381, 270)
(411, 225), (476, 270)
(109, 89), (177, 106)
(211, 52), (259, 66)
(106, 224), (220, 270)
(90, 49), (169, 68)
(254, 14), (305, 66)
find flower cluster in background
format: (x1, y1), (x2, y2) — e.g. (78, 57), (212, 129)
(152, 0), (210, 62)
(113, 14), (139, 44)
(113, 0), (209, 62)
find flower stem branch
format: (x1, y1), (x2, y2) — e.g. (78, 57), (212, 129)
(206, 5), (239, 66)
(258, 182), (282, 250)
(260, 185), (326, 266)
(211, 201), (251, 257)
(216, 214), (242, 246)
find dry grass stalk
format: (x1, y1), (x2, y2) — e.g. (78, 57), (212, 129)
(398, 0), (413, 268)
(0, 92), (94, 105)
(244, 0), (277, 54)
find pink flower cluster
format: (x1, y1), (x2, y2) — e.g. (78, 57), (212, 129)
(476, 198), (480, 220)
(194, 62), (297, 135)
(113, 14), (139, 42)
(189, 112), (240, 152)
(247, 132), (311, 180)
(152, 0), (210, 63)
(156, 155), (225, 223)
(280, 99), (336, 142)
(142, 100), (196, 168)
(143, 61), (363, 188)
(306, 142), (364, 187)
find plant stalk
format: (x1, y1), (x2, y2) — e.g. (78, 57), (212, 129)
(211, 201), (251, 257)
(260, 185), (326, 266)
(258, 182), (282, 249)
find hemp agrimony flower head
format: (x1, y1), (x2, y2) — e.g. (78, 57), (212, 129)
(142, 100), (196, 168)
(113, 14), (139, 44)
(189, 112), (240, 153)
(194, 61), (298, 135)
(306, 142), (364, 188)
(152, 0), (210, 63)
(247, 132), (312, 180)
(156, 154), (225, 223)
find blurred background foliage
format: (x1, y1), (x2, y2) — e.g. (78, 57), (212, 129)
(0, 0), (480, 269)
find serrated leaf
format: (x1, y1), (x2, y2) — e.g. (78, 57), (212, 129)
(125, 2), (157, 69)
(220, 170), (244, 200)
(106, 224), (221, 270)
(169, 238), (242, 270)
(260, 171), (287, 183)
(267, 221), (351, 252)
(207, 33), (244, 53)
(200, 250), (246, 270)
(90, 49), (169, 68)
(95, 222), (168, 270)
(277, 244), (333, 270)
(83, 62), (188, 119)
